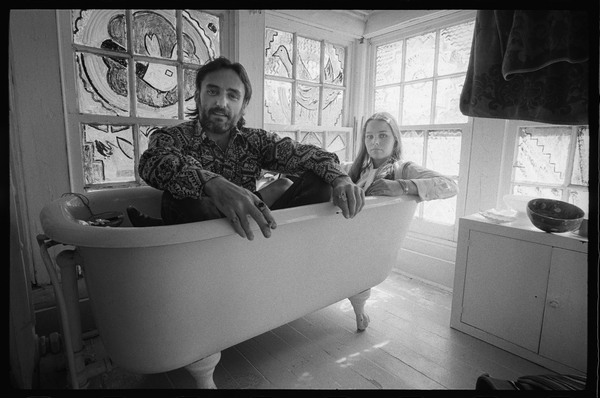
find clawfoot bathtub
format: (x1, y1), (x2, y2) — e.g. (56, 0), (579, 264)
(39, 186), (417, 388)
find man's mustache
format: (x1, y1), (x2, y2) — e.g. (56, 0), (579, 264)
(208, 107), (230, 118)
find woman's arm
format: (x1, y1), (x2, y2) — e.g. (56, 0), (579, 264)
(398, 161), (458, 201)
(365, 161), (458, 201)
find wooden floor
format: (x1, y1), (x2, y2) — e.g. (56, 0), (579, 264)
(39, 270), (555, 390)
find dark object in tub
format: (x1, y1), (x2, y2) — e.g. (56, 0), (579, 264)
(526, 198), (584, 233)
(87, 211), (124, 227)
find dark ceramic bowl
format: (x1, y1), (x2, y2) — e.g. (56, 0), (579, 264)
(527, 199), (584, 233)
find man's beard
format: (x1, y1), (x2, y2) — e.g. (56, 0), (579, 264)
(199, 106), (242, 135)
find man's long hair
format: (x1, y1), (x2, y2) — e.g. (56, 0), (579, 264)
(186, 56), (253, 129)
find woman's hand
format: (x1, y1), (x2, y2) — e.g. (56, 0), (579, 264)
(203, 177), (277, 240)
(332, 176), (365, 218)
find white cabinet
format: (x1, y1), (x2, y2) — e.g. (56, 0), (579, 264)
(451, 215), (588, 374)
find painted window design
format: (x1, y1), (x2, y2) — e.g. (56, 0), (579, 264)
(264, 27), (350, 161)
(71, 9), (220, 189)
(512, 126), (589, 214)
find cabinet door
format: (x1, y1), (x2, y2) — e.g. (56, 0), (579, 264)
(460, 230), (552, 352)
(539, 248), (587, 372)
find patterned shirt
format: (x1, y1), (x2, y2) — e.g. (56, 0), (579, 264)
(139, 120), (347, 199)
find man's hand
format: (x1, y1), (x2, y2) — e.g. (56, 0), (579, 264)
(203, 177), (277, 240)
(332, 176), (365, 218)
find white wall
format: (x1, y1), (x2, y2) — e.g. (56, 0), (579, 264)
(10, 10), (71, 286)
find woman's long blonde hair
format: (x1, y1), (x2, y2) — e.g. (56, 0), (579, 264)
(348, 112), (403, 183)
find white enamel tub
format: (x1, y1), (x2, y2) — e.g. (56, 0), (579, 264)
(39, 186), (417, 388)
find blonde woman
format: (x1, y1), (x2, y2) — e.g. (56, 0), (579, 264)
(342, 112), (459, 332)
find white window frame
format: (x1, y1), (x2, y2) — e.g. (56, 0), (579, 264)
(365, 11), (476, 242)
(264, 12), (359, 162)
(56, 9), (231, 193)
(497, 120), (590, 214)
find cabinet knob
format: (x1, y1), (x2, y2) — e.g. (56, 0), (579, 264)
(549, 301), (559, 308)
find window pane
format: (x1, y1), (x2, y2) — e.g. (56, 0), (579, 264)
(299, 131), (323, 147)
(73, 9), (126, 49)
(275, 131), (297, 140)
(326, 132), (348, 161)
(265, 28), (294, 78)
(437, 21), (474, 75)
(515, 126), (572, 184)
(421, 130), (461, 225)
(136, 61), (179, 119)
(400, 130), (424, 166)
(405, 32), (435, 81)
(297, 36), (321, 82)
(427, 130), (462, 175)
(402, 81), (432, 125)
(183, 67), (199, 117)
(571, 127), (589, 186)
(324, 43), (345, 85)
(375, 41), (402, 85)
(82, 124), (135, 185)
(182, 10), (220, 64)
(295, 84), (319, 125)
(139, 125), (159, 155)
(374, 87), (400, 122)
(435, 76), (468, 124)
(264, 79), (292, 124)
(76, 52), (130, 116)
(568, 189), (589, 215)
(132, 10), (177, 59)
(322, 89), (344, 126)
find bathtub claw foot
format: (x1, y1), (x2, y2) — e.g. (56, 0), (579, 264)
(184, 352), (221, 389)
(349, 288), (371, 332)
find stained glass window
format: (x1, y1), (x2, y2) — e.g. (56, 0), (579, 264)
(71, 9), (220, 189)
(264, 26), (350, 161)
(264, 27), (347, 128)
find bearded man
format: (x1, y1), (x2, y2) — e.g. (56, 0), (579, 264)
(134, 57), (364, 240)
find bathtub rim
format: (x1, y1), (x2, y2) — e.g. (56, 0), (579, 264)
(40, 187), (418, 248)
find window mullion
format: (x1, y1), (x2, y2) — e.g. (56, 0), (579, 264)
(176, 10), (185, 120)
(430, 28), (440, 125)
(399, 38), (407, 125)
(318, 39), (325, 126)
(562, 126), (579, 201)
(125, 10), (137, 118)
(291, 33), (298, 124)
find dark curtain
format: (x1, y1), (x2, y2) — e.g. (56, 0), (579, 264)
(460, 10), (589, 125)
